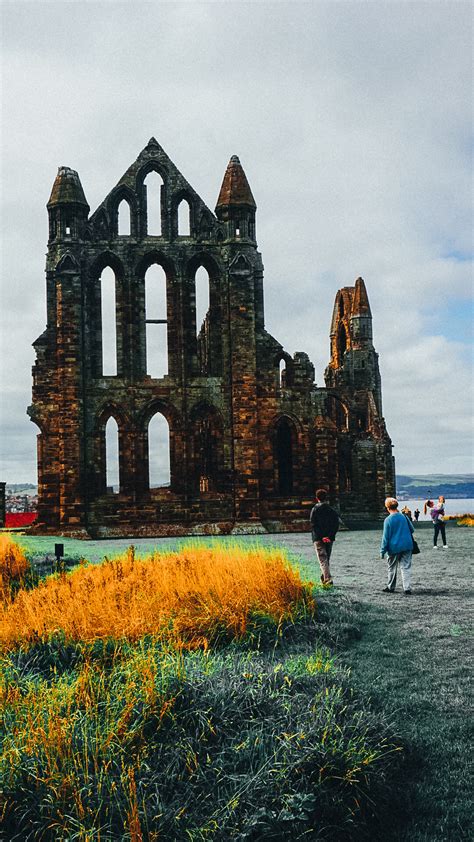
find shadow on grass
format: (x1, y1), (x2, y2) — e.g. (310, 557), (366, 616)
(339, 596), (473, 842)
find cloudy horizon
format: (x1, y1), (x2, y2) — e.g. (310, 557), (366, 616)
(1, 0), (472, 483)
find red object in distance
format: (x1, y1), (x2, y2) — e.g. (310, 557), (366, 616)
(5, 513), (37, 528)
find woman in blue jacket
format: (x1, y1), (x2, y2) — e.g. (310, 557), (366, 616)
(380, 497), (415, 594)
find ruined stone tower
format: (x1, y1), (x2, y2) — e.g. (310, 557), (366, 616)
(28, 138), (394, 536)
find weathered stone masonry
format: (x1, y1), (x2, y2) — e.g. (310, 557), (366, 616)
(28, 137), (395, 537)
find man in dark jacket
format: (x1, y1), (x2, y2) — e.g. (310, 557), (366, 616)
(310, 488), (340, 585)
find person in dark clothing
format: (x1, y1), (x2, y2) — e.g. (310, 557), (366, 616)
(414, 508), (420, 522)
(310, 488), (340, 585)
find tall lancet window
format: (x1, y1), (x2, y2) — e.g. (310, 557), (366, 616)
(105, 417), (120, 493)
(144, 171), (163, 235)
(118, 199), (131, 236)
(278, 358), (286, 389)
(195, 266), (210, 339)
(145, 264), (168, 378)
(195, 265), (210, 374)
(178, 198), (191, 235)
(100, 267), (117, 376)
(148, 412), (170, 488)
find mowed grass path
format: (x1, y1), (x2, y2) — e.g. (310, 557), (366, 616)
(18, 522), (473, 841)
(274, 524), (473, 842)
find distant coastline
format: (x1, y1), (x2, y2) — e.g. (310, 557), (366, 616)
(396, 473), (474, 500)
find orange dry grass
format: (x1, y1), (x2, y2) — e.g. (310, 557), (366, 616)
(0, 544), (314, 650)
(457, 516), (474, 527)
(0, 534), (29, 602)
(444, 514), (474, 526)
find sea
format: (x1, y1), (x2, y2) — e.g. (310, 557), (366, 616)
(399, 498), (474, 521)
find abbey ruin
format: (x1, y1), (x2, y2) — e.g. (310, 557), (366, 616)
(29, 138), (395, 536)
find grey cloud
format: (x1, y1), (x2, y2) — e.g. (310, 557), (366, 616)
(1, 0), (472, 481)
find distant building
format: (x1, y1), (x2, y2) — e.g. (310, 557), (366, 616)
(28, 138), (394, 537)
(5, 493), (37, 513)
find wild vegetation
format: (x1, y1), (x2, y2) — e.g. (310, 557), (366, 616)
(0, 533), (37, 602)
(0, 539), (401, 841)
(0, 543), (315, 650)
(444, 514), (474, 526)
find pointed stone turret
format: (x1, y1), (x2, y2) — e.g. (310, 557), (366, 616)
(216, 155), (257, 243)
(216, 155), (256, 209)
(350, 276), (373, 348)
(326, 276), (377, 398)
(351, 277), (372, 317)
(47, 167), (89, 208)
(47, 167), (89, 242)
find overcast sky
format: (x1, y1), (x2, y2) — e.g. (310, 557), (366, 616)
(1, 0), (472, 484)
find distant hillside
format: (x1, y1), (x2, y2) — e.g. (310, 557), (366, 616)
(396, 474), (474, 499)
(6, 484), (37, 495)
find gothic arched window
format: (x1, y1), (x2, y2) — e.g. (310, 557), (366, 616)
(279, 358), (286, 388)
(178, 198), (191, 236)
(195, 265), (210, 339)
(144, 171), (164, 235)
(118, 199), (131, 236)
(274, 354), (293, 389)
(145, 264), (168, 378)
(148, 412), (170, 488)
(195, 265), (210, 374)
(100, 267), (117, 376)
(105, 416), (120, 493)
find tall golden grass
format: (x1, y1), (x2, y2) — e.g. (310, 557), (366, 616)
(444, 514), (474, 526)
(0, 533), (29, 602)
(0, 544), (315, 650)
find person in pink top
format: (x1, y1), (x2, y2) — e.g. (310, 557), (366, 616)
(425, 496), (448, 549)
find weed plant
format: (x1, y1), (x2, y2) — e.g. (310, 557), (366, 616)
(0, 534), (37, 602)
(0, 544), (402, 841)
